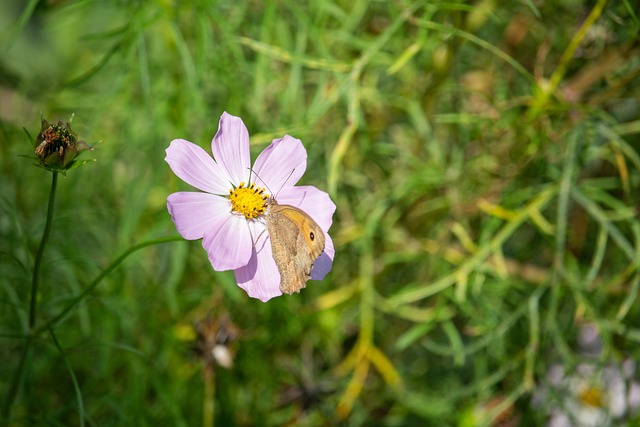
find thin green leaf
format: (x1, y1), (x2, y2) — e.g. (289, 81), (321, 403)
(49, 328), (85, 427)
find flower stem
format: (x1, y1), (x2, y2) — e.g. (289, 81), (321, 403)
(3, 235), (185, 421)
(30, 171), (58, 330)
(203, 364), (215, 427)
(36, 236), (184, 334)
(3, 172), (58, 421)
(1, 336), (32, 420)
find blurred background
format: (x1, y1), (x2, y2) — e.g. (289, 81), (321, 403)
(1, 0), (639, 425)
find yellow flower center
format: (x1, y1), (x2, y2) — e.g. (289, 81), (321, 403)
(229, 182), (269, 219)
(578, 385), (603, 408)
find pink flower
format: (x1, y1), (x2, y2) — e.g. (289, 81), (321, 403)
(165, 112), (335, 302)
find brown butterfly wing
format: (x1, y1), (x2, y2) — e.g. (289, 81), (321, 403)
(266, 202), (325, 294)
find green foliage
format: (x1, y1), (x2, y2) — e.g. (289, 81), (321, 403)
(1, 0), (639, 425)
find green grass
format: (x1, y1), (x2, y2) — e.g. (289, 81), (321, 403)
(1, 0), (640, 425)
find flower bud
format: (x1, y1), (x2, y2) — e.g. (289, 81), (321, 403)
(34, 119), (92, 171)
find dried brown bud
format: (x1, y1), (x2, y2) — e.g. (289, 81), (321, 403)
(34, 119), (92, 171)
(193, 314), (239, 369)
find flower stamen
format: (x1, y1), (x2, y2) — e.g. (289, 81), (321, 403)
(578, 385), (604, 408)
(229, 182), (269, 219)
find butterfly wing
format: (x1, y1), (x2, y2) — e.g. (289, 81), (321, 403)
(266, 203), (325, 294)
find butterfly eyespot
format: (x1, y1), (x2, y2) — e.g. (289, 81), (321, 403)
(309, 231), (315, 241)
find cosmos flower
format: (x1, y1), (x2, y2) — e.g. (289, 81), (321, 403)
(165, 112), (335, 302)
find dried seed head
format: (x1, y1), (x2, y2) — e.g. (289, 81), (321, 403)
(34, 119), (92, 171)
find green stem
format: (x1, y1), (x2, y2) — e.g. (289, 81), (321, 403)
(36, 235), (183, 334)
(203, 364), (215, 427)
(527, 0), (608, 119)
(1, 336), (32, 420)
(2, 172), (59, 421)
(4, 225), (181, 421)
(30, 171), (58, 330)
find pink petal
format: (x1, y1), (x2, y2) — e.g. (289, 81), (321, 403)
(167, 192), (230, 240)
(165, 139), (231, 194)
(252, 135), (307, 196)
(311, 232), (334, 280)
(202, 212), (253, 271)
(211, 112), (251, 185)
(275, 186), (336, 232)
(234, 222), (282, 302)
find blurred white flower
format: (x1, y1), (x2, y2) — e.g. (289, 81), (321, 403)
(534, 325), (640, 427)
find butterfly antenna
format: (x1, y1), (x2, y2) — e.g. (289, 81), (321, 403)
(247, 167), (274, 196)
(277, 169), (296, 197)
(270, 168), (297, 199)
(247, 167), (296, 199)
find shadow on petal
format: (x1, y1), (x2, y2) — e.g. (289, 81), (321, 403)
(235, 230), (282, 302)
(311, 233), (334, 281)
